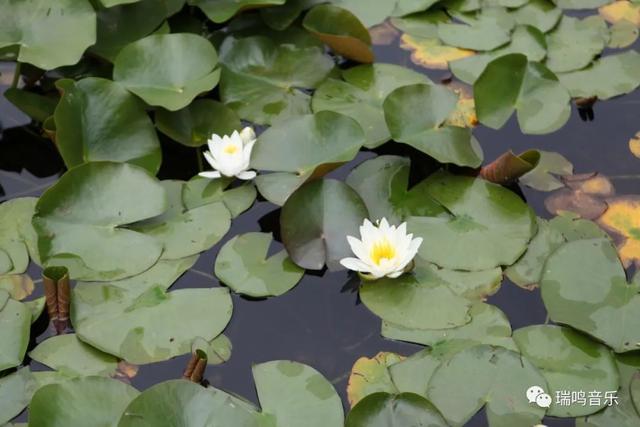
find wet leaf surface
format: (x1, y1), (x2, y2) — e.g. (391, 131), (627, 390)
(346, 352), (404, 407)
(0, 295), (30, 371)
(545, 15), (609, 73)
(189, 0), (286, 23)
(345, 392), (448, 427)
(0, 368), (36, 425)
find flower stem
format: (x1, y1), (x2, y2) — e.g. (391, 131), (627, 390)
(11, 62), (22, 89)
(195, 147), (204, 172)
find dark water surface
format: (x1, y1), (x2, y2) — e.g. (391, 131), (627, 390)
(2, 33), (639, 426)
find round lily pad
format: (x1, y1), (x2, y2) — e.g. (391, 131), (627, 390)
(280, 179), (368, 270)
(510, 0), (563, 33)
(545, 16), (608, 73)
(0, 197), (38, 275)
(114, 34), (220, 111)
(346, 392), (448, 427)
(437, 21), (511, 51)
(0, 297), (30, 371)
(182, 176), (256, 218)
(189, 0), (286, 23)
(54, 78), (161, 173)
(0, 368), (35, 425)
(215, 232), (304, 297)
(347, 352), (404, 407)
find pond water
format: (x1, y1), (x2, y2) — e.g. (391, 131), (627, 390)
(2, 26), (639, 427)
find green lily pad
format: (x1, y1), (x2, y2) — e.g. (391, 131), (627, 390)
(475, 53), (571, 134)
(383, 84), (484, 167)
(557, 51), (640, 100)
(261, 0), (323, 30)
(25, 297), (46, 323)
(346, 392), (447, 427)
(189, 0), (286, 23)
(155, 99), (241, 147)
(345, 155), (447, 224)
(182, 176), (256, 218)
(510, 0), (563, 33)
(192, 334), (233, 365)
(254, 172), (311, 206)
(608, 20), (639, 49)
(553, 0), (611, 8)
(219, 35), (334, 125)
(0, 0), (96, 69)
(114, 34), (220, 111)
(29, 334), (119, 377)
(391, 9), (449, 38)
(437, 20), (511, 51)
(347, 352), (404, 407)
(519, 150), (573, 191)
(303, 4), (374, 63)
(427, 344), (547, 427)
(280, 179), (368, 270)
(0, 198), (37, 275)
(54, 78), (161, 173)
(100, 0), (142, 6)
(541, 238), (640, 353)
(312, 64), (430, 148)
(215, 232), (304, 297)
(331, 0), (396, 27)
(28, 376), (139, 427)
(0, 297), (30, 371)
(4, 88), (58, 123)
(0, 368), (36, 425)
(407, 171), (536, 271)
(118, 380), (261, 426)
(254, 360), (344, 427)
(392, 0), (441, 16)
(251, 111), (364, 175)
(632, 373), (640, 415)
(545, 16), (609, 73)
(33, 162), (167, 281)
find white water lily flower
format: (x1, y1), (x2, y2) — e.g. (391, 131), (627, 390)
(340, 218), (423, 279)
(199, 127), (257, 180)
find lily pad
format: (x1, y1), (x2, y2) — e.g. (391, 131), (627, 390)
(553, 0), (612, 8)
(0, 0), (96, 69)
(557, 51), (640, 100)
(545, 16), (609, 73)
(118, 380), (261, 426)
(331, 0), (396, 27)
(514, 325), (619, 417)
(54, 78), (161, 173)
(33, 162), (167, 281)
(599, 197), (640, 268)
(251, 111), (365, 175)
(254, 172), (311, 206)
(0, 274), (34, 301)
(182, 176), (256, 218)
(4, 88), (58, 123)
(520, 150), (573, 191)
(400, 34), (475, 70)
(407, 171), (536, 271)
(437, 20), (511, 51)
(28, 376), (139, 427)
(541, 238), (640, 352)
(427, 344), (547, 427)
(510, 0), (563, 33)
(608, 20), (639, 48)
(303, 4), (374, 63)
(312, 64), (430, 148)
(383, 84), (484, 167)
(189, 0), (286, 23)
(114, 34), (220, 111)
(254, 360), (344, 427)
(0, 368), (36, 425)
(345, 392), (448, 427)
(155, 99), (241, 147)
(192, 334), (233, 365)
(0, 297), (30, 371)
(347, 352), (404, 407)
(0, 198), (38, 275)
(600, 0), (640, 26)
(280, 179), (368, 270)
(219, 35), (334, 125)
(29, 334), (119, 377)
(475, 53), (571, 134)
(215, 232), (304, 297)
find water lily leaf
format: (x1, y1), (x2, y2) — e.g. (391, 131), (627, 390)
(520, 150), (573, 191)
(29, 334), (119, 377)
(0, 274), (34, 301)
(4, 88), (58, 123)
(391, 10), (450, 38)
(609, 20), (639, 48)
(215, 232), (304, 297)
(475, 54), (571, 134)
(541, 238), (640, 353)
(544, 173), (615, 221)
(383, 84), (484, 167)
(189, 0), (286, 23)
(0, 0), (95, 69)
(345, 155), (447, 225)
(261, 0), (323, 30)
(280, 179), (368, 270)
(25, 297), (46, 323)
(600, 0), (640, 26)
(408, 171), (536, 271)
(254, 360), (344, 427)
(219, 35), (334, 125)
(630, 131), (640, 159)
(28, 376), (139, 427)
(114, 34), (220, 111)
(0, 198), (38, 275)
(330, 0), (396, 27)
(100, 0), (141, 6)
(514, 325), (619, 417)
(156, 99), (241, 147)
(192, 334), (232, 365)
(0, 297), (30, 371)
(182, 176), (256, 217)
(392, 0), (441, 16)
(0, 368), (36, 425)
(303, 4), (374, 63)
(400, 34), (475, 70)
(557, 51), (640, 100)
(545, 16), (609, 73)
(479, 149), (540, 185)
(312, 64), (429, 148)
(553, 0), (612, 8)
(431, 265), (503, 300)
(510, 0), (563, 33)
(33, 162), (167, 281)
(347, 352), (404, 407)
(54, 78), (161, 174)
(118, 380), (261, 426)
(427, 344), (547, 427)
(598, 197), (640, 268)
(254, 172), (311, 206)
(252, 111), (365, 175)
(632, 373), (640, 414)
(345, 392), (448, 427)
(437, 21), (511, 51)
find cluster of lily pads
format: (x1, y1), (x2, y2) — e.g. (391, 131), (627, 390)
(1, 0), (640, 426)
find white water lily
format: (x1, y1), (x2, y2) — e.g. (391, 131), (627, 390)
(199, 127), (257, 180)
(340, 218), (423, 279)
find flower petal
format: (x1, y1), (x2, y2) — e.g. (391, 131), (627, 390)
(346, 235), (369, 261)
(340, 257), (371, 272)
(198, 171), (221, 179)
(240, 127), (256, 144)
(236, 170), (257, 180)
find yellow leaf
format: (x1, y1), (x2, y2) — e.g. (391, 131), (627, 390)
(598, 197), (640, 267)
(400, 34), (474, 70)
(0, 274), (35, 300)
(346, 351), (405, 408)
(444, 81), (478, 128)
(629, 131), (640, 158)
(600, 1), (640, 26)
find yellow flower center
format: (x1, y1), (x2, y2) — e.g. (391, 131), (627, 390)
(370, 239), (396, 265)
(224, 144), (239, 154)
